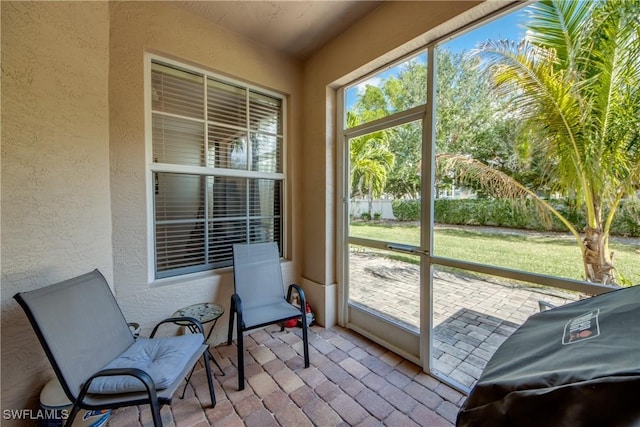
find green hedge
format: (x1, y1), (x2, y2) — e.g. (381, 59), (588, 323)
(391, 199), (421, 221)
(391, 198), (640, 237)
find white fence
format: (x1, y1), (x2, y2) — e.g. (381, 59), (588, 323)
(350, 191), (473, 220)
(350, 199), (396, 220)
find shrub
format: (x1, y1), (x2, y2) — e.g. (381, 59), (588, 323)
(392, 199), (421, 221)
(612, 201), (640, 237)
(431, 198), (640, 237)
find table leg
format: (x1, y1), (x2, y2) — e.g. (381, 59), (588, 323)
(208, 349), (225, 375)
(189, 321), (225, 376)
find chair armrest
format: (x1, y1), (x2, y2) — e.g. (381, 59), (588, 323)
(150, 316), (205, 338)
(287, 284), (306, 313)
(231, 294), (244, 327)
(229, 293), (245, 338)
(69, 367), (161, 427)
(231, 293), (243, 314)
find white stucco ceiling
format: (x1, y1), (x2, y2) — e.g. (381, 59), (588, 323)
(174, 1), (384, 60)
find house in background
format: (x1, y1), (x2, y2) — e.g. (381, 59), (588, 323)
(1, 0), (509, 417)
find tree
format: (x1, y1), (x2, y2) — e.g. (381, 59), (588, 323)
(347, 111), (395, 217)
(376, 60), (425, 199)
(348, 53), (526, 200)
(435, 49), (530, 197)
(443, 0), (640, 284)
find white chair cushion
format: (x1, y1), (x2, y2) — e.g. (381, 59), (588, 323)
(87, 334), (203, 394)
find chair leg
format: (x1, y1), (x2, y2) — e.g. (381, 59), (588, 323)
(209, 349), (226, 376)
(227, 299), (235, 345)
(149, 396), (162, 427)
(180, 364), (198, 398)
(64, 401), (82, 427)
(300, 313), (310, 368)
(236, 314), (245, 390)
(292, 287), (310, 369)
(203, 348), (217, 407)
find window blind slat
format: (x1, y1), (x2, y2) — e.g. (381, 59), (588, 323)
(153, 114), (205, 166)
(155, 173), (205, 220)
(155, 223), (205, 272)
(207, 126), (248, 169)
(249, 179), (281, 217)
(209, 176), (247, 218)
(150, 59), (284, 279)
(208, 220), (246, 265)
(207, 79), (247, 128)
(152, 66), (204, 119)
(249, 91), (282, 135)
(250, 133), (282, 173)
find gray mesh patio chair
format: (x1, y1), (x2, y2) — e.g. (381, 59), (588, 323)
(14, 269), (216, 427)
(227, 242), (310, 390)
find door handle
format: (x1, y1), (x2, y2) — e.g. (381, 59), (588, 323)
(386, 244), (429, 256)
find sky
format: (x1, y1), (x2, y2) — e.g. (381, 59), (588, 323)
(345, 6), (530, 111)
(442, 9), (528, 54)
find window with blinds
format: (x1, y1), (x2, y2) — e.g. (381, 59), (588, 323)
(149, 59), (284, 279)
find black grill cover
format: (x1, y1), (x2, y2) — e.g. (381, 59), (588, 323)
(456, 285), (640, 427)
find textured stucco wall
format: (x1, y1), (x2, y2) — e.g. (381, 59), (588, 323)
(1, 0), (303, 415)
(108, 2), (303, 341)
(1, 1), (111, 415)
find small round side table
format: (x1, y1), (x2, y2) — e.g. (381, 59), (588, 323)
(173, 302), (225, 375)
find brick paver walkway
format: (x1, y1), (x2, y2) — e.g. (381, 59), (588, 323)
(106, 326), (463, 426)
(349, 251), (580, 388)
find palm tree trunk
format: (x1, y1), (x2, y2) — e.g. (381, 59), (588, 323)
(582, 227), (616, 285)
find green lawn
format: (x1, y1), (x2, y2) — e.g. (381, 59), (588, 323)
(349, 222), (640, 285)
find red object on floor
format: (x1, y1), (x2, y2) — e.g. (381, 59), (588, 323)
(284, 318), (297, 328)
(284, 302), (315, 328)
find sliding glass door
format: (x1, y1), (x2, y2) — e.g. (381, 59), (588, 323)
(340, 52), (430, 362)
(344, 117), (426, 361)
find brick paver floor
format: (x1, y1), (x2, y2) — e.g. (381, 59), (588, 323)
(105, 248), (585, 426)
(106, 325), (463, 426)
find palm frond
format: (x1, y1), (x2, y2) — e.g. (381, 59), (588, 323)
(525, 0), (594, 69)
(436, 153), (585, 247)
(474, 40), (591, 204)
(578, 0), (640, 205)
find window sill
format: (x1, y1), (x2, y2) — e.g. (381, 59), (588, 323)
(148, 266), (233, 288)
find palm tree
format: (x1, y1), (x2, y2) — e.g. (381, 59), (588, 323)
(441, 0), (639, 284)
(347, 112), (395, 218)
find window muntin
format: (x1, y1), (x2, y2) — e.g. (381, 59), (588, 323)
(149, 59), (284, 279)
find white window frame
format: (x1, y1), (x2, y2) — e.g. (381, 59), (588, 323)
(144, 54), (287, 284)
